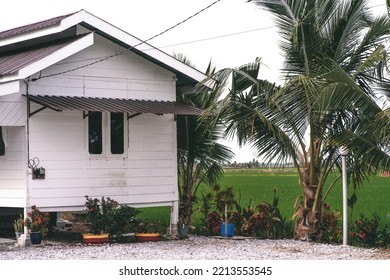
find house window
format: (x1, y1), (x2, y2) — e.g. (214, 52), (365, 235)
(110, 112), (124, 154)
(88, 112), (125, 155)
(88, 112), (103, 154)
(0, 126), (5, 156)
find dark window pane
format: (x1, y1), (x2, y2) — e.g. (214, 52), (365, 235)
(0, 127), (5, 156)
(110, 112), (124, 154)
(88, 112), (102, 154)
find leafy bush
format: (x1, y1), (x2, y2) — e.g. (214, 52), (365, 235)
(318, 203), (342, 244)
(377, 224), (390, 248)
(24, 205), (50, 236)
(349, 213), (380, 247)
(201, 186), (293, 239)
(242, 190), (294, 239)
(84, 196), (140, 239)
(205, 211), (223, 235)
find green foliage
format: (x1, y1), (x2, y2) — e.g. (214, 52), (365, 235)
(349, 213), (381, 247)
(135, 219), (164, 234)
(13, 215), (24, 233)
(211, 0), (390, 240)
(318, 203), (342, 244)
(377, 214), (390, 248)
(205, 211), (223, 235)
(242, 189), (294, 239)
(24, 205), (50, 236)
(201, 184), (293, 239)
(84, 195), (140, 239)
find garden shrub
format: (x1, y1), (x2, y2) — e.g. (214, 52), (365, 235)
(318, 203), (342, 244)
(84, 196), (140, 240)
(349, 213), (381, 247)
(201, 186), (293, 239)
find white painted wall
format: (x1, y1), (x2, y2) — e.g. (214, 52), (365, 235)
(0, 126), (27, 207)
(29, 32), (176, 101)
(0, 92), (26, 126)
(24, 32), (179, 211)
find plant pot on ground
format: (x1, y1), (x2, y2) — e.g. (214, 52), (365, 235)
(135, 219), (163, 242)
(178, 224), (190, 239)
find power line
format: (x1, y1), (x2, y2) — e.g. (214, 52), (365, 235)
(152, 26), (275, 50)
(32, 0), (223, 81)
(54, 25), (274, 67)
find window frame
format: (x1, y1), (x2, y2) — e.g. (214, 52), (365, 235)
(0, 126), (5, 157)
(87, 111), (128, 158)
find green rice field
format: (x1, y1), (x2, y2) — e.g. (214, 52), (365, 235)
(140, 168), (390, 229)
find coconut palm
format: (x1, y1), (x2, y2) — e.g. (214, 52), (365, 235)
(175, 54), (234, 226)
(207, 0), (390, 240)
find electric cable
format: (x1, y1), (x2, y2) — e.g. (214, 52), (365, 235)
(32, 0), (223, 81)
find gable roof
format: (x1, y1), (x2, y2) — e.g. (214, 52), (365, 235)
(0, 10), (209, 87)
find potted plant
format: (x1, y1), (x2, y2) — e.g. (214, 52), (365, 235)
(12, 215), (24, 240)
(135, 219), (162, 242)
(24, 205), (50, 244)
(83, 195), (140, 244)
(214, 185), (236, 238)
(83, 196), (112, 244)
(178, 210), (191, 239)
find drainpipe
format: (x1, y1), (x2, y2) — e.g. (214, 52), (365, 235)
(21, 79), (32, 246)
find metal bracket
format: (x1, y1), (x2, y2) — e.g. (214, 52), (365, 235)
(127, 112), (142, 120)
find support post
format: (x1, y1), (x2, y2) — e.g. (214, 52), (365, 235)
(340, 147), (348, 246)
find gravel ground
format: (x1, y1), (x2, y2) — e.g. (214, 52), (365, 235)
(1, 235), (389, 260)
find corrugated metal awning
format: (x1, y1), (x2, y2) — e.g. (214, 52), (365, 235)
(26, 95), (202, 116)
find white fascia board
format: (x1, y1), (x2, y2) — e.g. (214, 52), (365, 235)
(82, 11), (209, 85)
(0, 13), (84, 48)
(0, 81), (20, 96)
(1, 32), (94, 83)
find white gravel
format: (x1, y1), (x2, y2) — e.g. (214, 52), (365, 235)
(0, 236), (388, 260)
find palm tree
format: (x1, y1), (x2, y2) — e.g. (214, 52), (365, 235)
(175, 54), (234, 226)
(207, 0), (390, 240)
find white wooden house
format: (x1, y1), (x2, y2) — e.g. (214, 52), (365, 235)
(0, 10), (208, 234)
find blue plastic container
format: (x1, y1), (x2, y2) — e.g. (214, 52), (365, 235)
(220, 223), (234, 237)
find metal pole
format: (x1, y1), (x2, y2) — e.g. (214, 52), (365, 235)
(341, 148), (348, 246)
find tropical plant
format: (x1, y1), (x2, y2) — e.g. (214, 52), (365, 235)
(205, 0), (390, 240)
(243, 189), (293, 239)
(84, 195), (140, 237)
(318, 203), (342, 244)
(24, 205), (50, 236)
(13, 215), (24, 233)
(176, 55), (234, 226)
(205, 210), (223, 235)
(349, 212), (381, 247)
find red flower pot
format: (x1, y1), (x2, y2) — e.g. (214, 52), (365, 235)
(135, 233), (161, 242)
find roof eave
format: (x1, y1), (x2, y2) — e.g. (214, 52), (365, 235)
(0, 32), (94, 84)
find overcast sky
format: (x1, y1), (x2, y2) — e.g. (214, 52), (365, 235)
(1, 0), (387, 162)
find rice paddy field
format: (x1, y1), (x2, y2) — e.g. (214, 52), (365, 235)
(141, 168), (390, 229)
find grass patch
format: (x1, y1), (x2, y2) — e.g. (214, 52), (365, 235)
(135, 169), (390, 230)
(191, 169), (390, 228)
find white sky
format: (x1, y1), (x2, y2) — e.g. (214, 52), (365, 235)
(1, 0), (387, 162)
